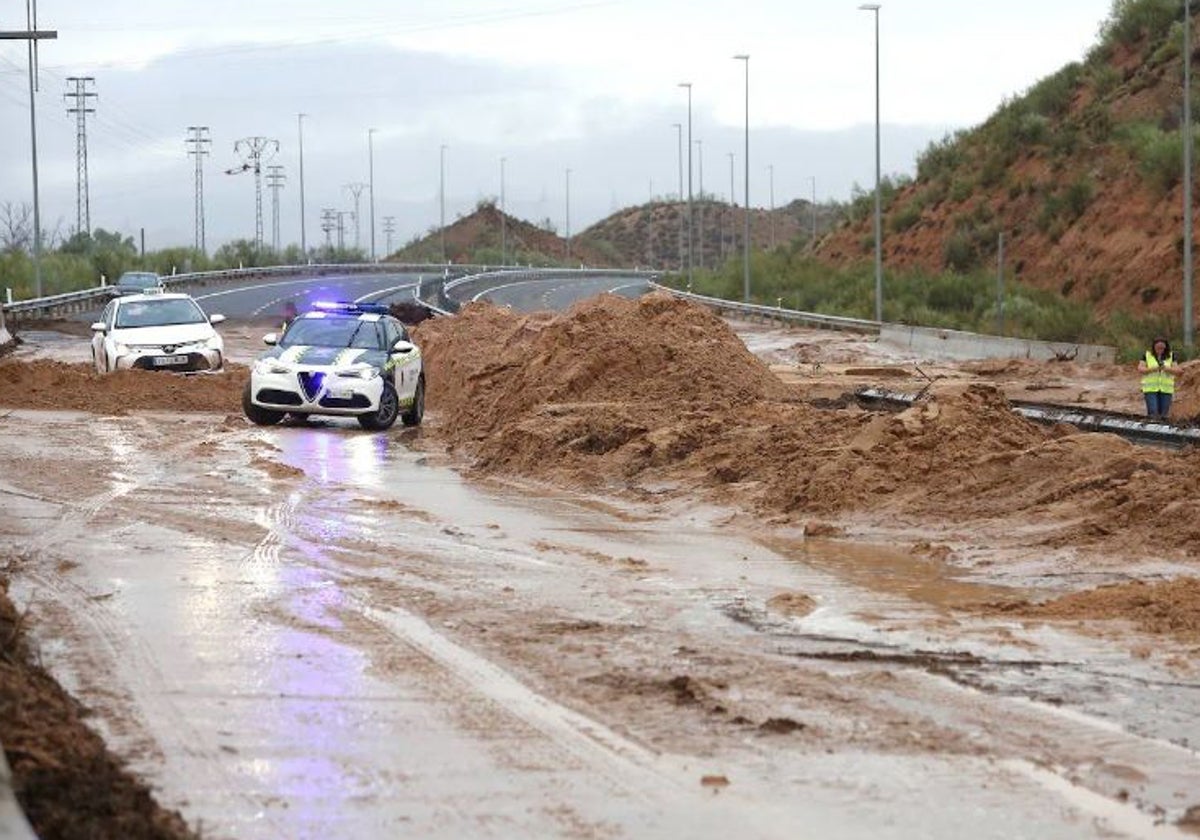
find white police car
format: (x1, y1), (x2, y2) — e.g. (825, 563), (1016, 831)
(91, 290), (226, 373)
(243, 301), (425, 430)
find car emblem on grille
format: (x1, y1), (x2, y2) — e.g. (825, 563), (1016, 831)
(298, 371), (324, 401)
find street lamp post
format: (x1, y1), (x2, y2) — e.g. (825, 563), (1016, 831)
(810, 175), (818, 245)
(695, 138), (704, 270)
(734, 54), (750, 302)
(672, 122), (684, 271)
(439, 144), (448, 264)
(500, 156), (507, 267)
(727, 152), (735, 262)
(298, 113), (307, 259)
(1185, 0), (1195, 348)
(859, 4), (883, 322)
(768, 164), (775, 250)
(678, 82), (693, 289)
(368, 128), (377, 262)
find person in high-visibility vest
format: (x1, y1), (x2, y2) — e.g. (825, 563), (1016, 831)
(1137, 336), (1177, 418)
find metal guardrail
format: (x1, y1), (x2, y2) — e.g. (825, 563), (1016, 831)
(649, 282), (883, 333)
(0, 263), (491, 322)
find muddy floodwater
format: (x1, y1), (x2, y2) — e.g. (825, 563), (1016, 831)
(1, 408), (1198, 839)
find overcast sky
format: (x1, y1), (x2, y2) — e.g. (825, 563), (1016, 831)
(0, 0), (1116, 255)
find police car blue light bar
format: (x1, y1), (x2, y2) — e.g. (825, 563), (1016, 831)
(312, 301), (390, 315)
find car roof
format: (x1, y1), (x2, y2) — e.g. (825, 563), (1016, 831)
(116, 292), (195, 304)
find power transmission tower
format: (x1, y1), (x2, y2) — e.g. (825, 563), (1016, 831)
(226, 136), (279, 250)
(185, 126), (211, 253)
(383, 216), (396, 256)
(335, 210), (350, 251)
(320, 208), (336, 250)
(344, 182), (367, 251)
(64, 76), (96, 237)
(266, 165), (286, 253)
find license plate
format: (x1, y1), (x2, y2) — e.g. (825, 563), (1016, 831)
(329, 388), (353, 399)
(152, 355), (188, 366)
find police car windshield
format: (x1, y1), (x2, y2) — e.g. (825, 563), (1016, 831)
(281, 316), (383, 350)
(115, 298), (207, 328)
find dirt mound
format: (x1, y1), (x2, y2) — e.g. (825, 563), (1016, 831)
(998, 578), (1200, 642)
(0, 360), (247, 414)
(413, 296), (1200, 562)
(413, 293), (793, 476)
(0, 575), (196, 838)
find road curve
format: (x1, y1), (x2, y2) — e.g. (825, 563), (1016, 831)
(462, 274), (651, 313)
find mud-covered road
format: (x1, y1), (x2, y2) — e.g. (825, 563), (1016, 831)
(2, 292), (1199, 838)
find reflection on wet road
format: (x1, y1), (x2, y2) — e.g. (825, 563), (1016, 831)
(2, 411), (1199, 838)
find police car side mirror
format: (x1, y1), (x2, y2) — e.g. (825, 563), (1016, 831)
(392, 340), (415, 354)
(209, 313), (226, 325)
(263, 333), (278, 346)
(90, 322), (106, 333)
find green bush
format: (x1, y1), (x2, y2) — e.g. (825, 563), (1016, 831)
(889, 203), (922, 233)
(1101, 0), (1181, 48)
(916, 132), (966, 182)
(1026, 63), (1083, 118)
(1120, 121), (1188, 193)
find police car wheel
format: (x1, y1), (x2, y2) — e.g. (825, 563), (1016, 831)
(401, 377), (425, 427)
(242, 382), (284, 426)
(358, 382), (400, 431)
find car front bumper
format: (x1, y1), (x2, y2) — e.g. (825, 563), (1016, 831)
(114, 347), (223, 372)
(249, 369), (384, 415)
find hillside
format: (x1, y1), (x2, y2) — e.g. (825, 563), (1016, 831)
(575, 198), (837, 270)
(390, 203), (615, 267)
(389, 198), (835, 270)
(819, 1), (1199, 322)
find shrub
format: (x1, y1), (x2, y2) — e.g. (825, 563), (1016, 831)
(1120, 121), (1187, 193)
(944, 232), (977, 272)
(1026, 63), (1083, 118)
(1063, 176), (1096, 219)
(1101, 0), (1180, 48)
(916, 132), (965, 182)
(889, 203), (922, 233)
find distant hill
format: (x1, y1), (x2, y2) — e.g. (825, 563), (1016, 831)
(390, 202), (613, 267)
(388, 198), (837, 271)
(819, 2), (1200, 320)
(575, 198), (837, 271)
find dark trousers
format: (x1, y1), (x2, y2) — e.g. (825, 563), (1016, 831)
(1144, 391), (1173, 418)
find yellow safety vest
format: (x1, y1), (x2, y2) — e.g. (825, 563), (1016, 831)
(1141, 351), (1176, 394)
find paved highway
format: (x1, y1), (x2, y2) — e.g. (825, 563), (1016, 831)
(461, 274), (651, 312)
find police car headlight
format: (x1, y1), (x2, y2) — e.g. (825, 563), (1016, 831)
(336, 366), (379, 380)
(254, 359), (290, 375)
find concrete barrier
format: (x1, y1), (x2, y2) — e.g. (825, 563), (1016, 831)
(880, 323), (1116, 364)
(0, 744), (36, 840)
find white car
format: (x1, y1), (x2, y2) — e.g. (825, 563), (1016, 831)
(243, 301), (425, 430)
(91, 291), (226, 373)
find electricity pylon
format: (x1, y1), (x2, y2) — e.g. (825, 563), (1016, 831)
(266, 164), (286, 252)
(226, 136), (279, 250)
(64, 76), (96, 236)
(185, 126), (211, 253)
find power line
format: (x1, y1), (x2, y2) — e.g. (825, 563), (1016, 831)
(185, 126), (210, 253)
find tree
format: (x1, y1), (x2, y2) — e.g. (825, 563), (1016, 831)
(0, 202), (32, 254)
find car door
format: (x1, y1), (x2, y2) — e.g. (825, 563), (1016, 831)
(383, 318), (413, 399)
(94, 301), (115, 372)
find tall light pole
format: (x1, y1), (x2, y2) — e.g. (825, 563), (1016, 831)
(695, 138), (704, 270)
(672, 122), (684, 271)
(368, 128), (377, 262)
(859, 4), (883, 322)
(439, 144), (448, 264)
(727, 151), (735, 262)
(734, 54), (750, 302)
(4, 5), (58, 297)
(1185, 0), (1195, 348)
(297, 113), (307, 259)
(678, 82), (693, 289)
(768, 164), (776, 250)
(565, 167), (572, 262)
(500, 156), (507, 266)
(810, 175), (818, 245)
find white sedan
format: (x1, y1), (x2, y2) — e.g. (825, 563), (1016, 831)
(91, 291), (226, 373)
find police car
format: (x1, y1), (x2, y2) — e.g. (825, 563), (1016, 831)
(243, 301), (425, 430)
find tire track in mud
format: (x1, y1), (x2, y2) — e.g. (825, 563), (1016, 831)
(7, 416), (291, 837)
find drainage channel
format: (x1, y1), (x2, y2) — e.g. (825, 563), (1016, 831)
(854, 388), (1200, 449)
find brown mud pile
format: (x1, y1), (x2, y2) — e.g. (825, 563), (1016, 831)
(0, 576), (196, 839)
(413, 294), (1200, 561)
(996, 578), (1200, 643)
(0, 360), (247, 414)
